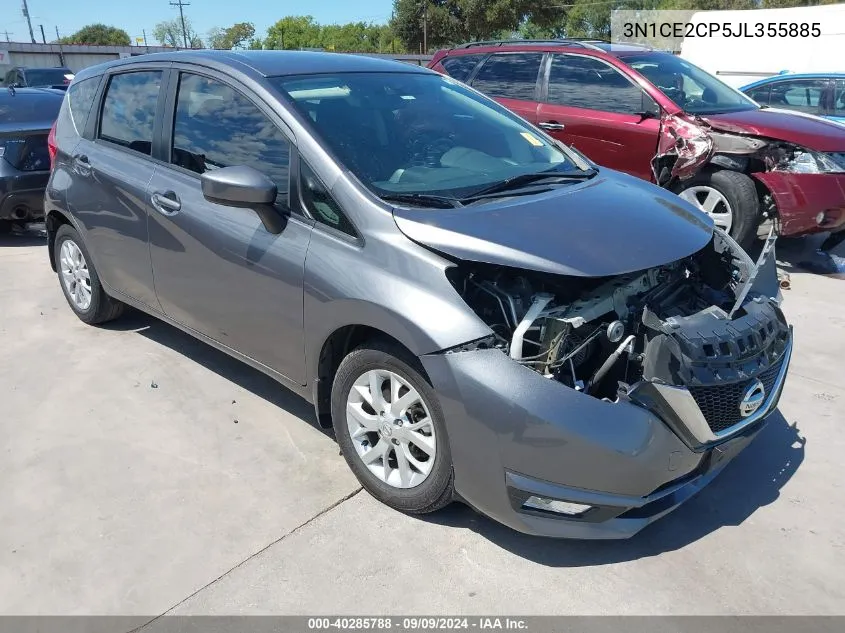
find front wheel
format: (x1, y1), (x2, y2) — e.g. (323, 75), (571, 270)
(331, 340), (454, 514)
(674, 170), (760, 250)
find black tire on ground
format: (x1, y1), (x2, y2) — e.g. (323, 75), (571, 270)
(53, 223), (125, 325)
(674, 169), (760, 250)
(331, 339), (454, 514)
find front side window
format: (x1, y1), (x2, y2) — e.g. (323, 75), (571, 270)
(472, 53), (543, 101)
(99, 71), (162, 155)
(547, 55), (645, 115)
(300, 162), (356, 237)
(624, 52), (757, 115)
(834, 79), (845, 117)
(745, 84), (772, 106)
(171, 73), (291, 206)
(275, 72), (587, 201)
(768, 79), (829, 115)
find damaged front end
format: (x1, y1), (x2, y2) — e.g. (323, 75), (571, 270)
(652, 112), (845, 242)
(447, 227), (791, 451)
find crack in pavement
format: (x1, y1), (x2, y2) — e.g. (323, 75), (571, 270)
(788, 370), (843, 392)
(131, 487), (363, 631)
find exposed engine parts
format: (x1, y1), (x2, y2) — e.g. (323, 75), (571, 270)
(449, 228), (789, 406)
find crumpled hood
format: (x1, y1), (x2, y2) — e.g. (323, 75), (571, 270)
(702, 109), (845, 151)
(392, 170), (714, 277)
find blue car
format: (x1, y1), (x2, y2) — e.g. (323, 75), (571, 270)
(741, 73), (845, 123)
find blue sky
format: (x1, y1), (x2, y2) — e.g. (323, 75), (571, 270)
(5, 0), (396, 44)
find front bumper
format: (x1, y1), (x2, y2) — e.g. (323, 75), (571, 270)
(753, 172), (845, 237)
(421, 330), (792, 539)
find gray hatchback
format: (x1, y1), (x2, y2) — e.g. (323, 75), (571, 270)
(45, 51), (792, 539)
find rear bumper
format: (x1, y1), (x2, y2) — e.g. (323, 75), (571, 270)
(0, 171), (49, 221)
(753, 172), (845, 237)
(421, 329), (791, 539)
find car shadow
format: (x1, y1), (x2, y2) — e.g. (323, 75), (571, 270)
(101, 310), (326, 434)
(775, 233), (845, 278)
(0, 227), (47, 247)
(422, 411), (804, 566)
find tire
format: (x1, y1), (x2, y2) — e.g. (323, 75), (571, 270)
(54, 224), (125, 325)
(0, 220), (12, 235)
(674, 169), (760, 250)
(331, 339), (454, 514)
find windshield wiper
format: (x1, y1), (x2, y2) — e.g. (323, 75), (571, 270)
(462, 169), (597, 201)
(379, 193), (464, 208)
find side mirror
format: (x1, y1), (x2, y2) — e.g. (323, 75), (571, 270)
(201, 165), (285, 234)
(201, 165), (277, 205)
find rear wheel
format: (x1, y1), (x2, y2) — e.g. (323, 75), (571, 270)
(54, 224), (125, 325)
(331, 340), (454, 514)
(675, 170), (759, 250)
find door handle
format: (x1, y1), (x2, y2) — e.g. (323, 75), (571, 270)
(72, 154), (91, 176)
(150, 190), (182, 215)
(538, 121), (566, 131)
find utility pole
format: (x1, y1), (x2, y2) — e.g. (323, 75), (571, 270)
(2, 31), (12, 43)
(422, 1), (427, 55)
(39, 24), (46, 44)
(143, 29), (148, 46)
(170, 0), (191, 48)
(22, 0), (36, 43)
(55, 26), (65, 65)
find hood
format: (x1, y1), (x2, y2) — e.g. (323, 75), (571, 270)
(392, 170), (714, 277)
(702, 108), (845, 151)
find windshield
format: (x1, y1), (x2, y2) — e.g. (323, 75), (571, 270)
(622, 53), (758, 115)
(25, 68), (72, 86)
(273, 72), (589, 200)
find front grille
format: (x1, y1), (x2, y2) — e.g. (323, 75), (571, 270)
(688, 358), (784, 434)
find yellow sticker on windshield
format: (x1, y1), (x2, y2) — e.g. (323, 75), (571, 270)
(520, 132), (544, 147)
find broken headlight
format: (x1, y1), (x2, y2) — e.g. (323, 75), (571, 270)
(778, 149), (845, 174)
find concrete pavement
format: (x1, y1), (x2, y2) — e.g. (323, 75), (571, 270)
(1, 229), (843, 616)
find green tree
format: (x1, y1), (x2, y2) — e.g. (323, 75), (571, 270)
(58, 23), (131, 46)
(264, 15), (322, 50)
(154, 17), (203, 48)
(248, 38), (264, 50)
(207, 22), (256, 49)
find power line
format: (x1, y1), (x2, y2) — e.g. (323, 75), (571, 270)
(1, 30), (12, 43)
(170, 0), (191, 48)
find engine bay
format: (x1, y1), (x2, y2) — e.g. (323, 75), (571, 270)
(447, 229), (789, 403)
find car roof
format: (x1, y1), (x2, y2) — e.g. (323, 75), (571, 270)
(741, 73), (845, 90)
(73, 50), (431, 82)
(437, 40), (653, 58)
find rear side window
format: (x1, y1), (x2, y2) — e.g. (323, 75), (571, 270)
(170, 73), (291, 206)
(67, 76), (100, 134)
(441, 54), (484, 82)
(547, 55), (644, 115)
(99, 71), (162, 155)
(472, 53), (543, 101)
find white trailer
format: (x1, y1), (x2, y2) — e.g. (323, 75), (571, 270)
(680, 4), (845, 88)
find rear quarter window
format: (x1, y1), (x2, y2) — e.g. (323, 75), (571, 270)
(441, 54), (485, 82)
(67, 76), (100, 134)
(472, 53), (543, 101)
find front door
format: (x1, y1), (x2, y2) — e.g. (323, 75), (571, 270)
(537, 54), (661, 182)
(147, 70), (313, 384)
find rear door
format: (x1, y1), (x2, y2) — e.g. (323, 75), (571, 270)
(147, 68), (313, 384)
(66, 67), (167, 310)
(537, 54), (660, 181)
(469, 52), (544, 124)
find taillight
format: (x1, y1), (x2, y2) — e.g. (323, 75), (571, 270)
(47, 120), (58, 169)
